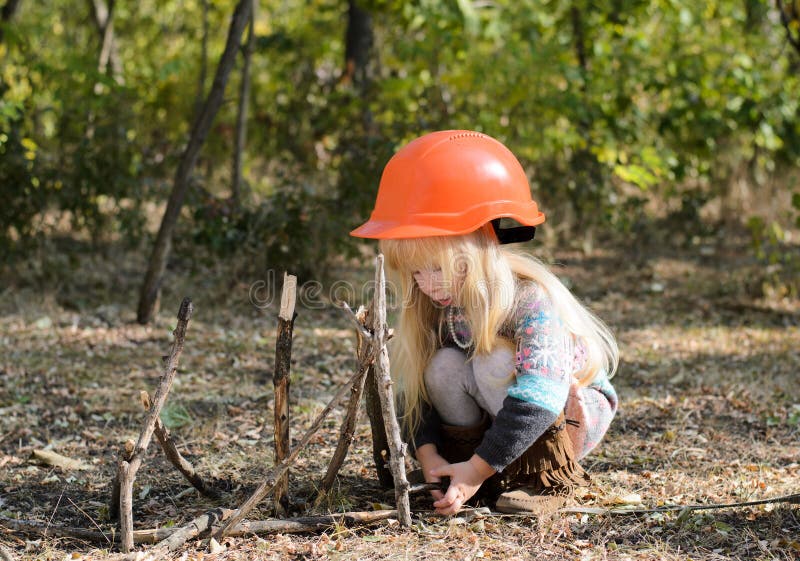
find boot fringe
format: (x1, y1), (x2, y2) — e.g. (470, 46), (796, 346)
(535, 461), (591, 490)
(502, 414), (591, 491)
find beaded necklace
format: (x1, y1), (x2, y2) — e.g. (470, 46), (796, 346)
(446, 306), (473, 350)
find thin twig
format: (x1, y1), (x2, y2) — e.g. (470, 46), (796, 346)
(46, 488), (65, 538)
(66, 497), (112, 545)
(336, 301), (374, 340)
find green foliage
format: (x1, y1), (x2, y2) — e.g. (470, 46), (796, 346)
(747, 215), (800, 298)
(0, 103), (46, 251)
(2, 0), (799, 274)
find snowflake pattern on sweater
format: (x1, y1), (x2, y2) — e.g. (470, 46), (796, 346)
(445, 280), (618, 458)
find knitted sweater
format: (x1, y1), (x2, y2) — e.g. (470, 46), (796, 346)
(413, 279), (618, 471)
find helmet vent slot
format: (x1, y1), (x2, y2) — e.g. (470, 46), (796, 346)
(448, 132), (488, 142)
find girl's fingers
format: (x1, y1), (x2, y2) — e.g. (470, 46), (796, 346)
(429, 465), (452, 478)
(436, 497), (463, 516)
(430, 490), (444, 501)
(433, 485), (460, 509)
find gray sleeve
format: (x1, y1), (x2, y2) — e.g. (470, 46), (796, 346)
(474, 395), (558, 472)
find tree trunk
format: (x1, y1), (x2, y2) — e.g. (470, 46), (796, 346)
(87, 0), (123, 82)
(137, 0), (253, 324)
(777, 0), (800, 56)
(570, 4), (588, 93)
(0, 0), (21, 45)
(193, 0), (210, 124)
(569, 1), (603, 239)
(231, 0), (255, 208)
(343, 0), (374, 89)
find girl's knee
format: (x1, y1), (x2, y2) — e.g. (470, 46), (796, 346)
(424, 347), (470, 394)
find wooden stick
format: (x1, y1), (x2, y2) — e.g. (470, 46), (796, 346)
(211, 367), (366, 540)
(364, 364), (393, 488)
(371, 254), (412, 527)
(0, 510), (397, 545)
(0, 544), (16, 561)
(316, 306), (372, 503)
(140, 391), (219, 498)
(117, 459), (134, 551)
(273, 272), (297, 513)
(118, 297), (193, 552)
(157, 507), (231, 552)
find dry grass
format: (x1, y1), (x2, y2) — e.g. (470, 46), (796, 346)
(0, 236), (798, 560)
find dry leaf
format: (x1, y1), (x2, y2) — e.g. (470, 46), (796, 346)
(30, 450), (93, 471)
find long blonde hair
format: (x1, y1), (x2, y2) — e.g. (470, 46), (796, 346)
(380, 224), (619, 438)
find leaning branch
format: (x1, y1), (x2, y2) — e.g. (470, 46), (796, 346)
(118, 297), (193, 552)
(141, 391), (218, 498)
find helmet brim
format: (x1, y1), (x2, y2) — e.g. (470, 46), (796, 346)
(351, 211), (545, 239)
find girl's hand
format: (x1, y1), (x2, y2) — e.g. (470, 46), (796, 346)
(415, 444), (450, 502)
(429, 455), (496, 516)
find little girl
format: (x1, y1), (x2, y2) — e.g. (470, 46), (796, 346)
(351, 130), (618, 516)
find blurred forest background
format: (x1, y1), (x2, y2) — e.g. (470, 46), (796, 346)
(1, 0), (799, 316)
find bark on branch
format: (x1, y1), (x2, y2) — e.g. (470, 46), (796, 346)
(370, 255), (412, 527)
(273, 272), (297, 513)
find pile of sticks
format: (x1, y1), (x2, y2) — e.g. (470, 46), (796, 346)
(105, 254), (412, 554)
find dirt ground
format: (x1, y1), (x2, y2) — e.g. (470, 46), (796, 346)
(0, 235), (798, 560)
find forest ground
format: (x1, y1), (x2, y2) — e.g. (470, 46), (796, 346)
(0, 232), (798, 560)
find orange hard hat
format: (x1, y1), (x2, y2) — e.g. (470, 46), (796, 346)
(350, 130), (545, 240)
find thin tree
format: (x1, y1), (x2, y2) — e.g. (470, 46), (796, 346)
(137, 0), (253, 324)
(342, 0), (373, 89)
(87, 0), (123, 83)
(231, 0), (255, 208)
(0, 0), (22, 44)
(777, 0), (800, 56)
(193, 0), (210, 124)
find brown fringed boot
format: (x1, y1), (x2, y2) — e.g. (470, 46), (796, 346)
(439, 411), (492, 464)
(495, 413), (591, 515)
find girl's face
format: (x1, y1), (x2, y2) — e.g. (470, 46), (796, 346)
(412, 268), (452, 306)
